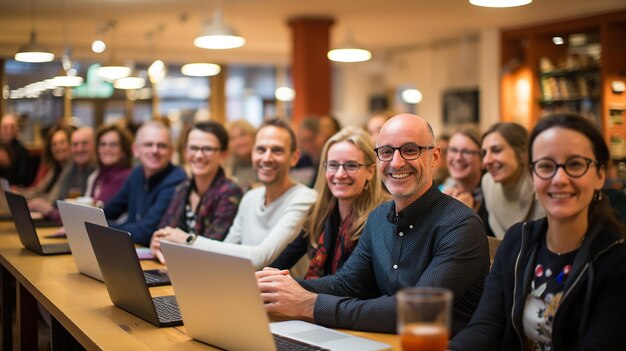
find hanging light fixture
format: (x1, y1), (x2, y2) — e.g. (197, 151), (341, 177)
(194, 7), (245, 49)
(52, 2), (84, 88)
(327, 30), (371, 63)
(114, 71), (146, 90)
(15, 0), (54, 63)
(96, 21), (131, 82)
(469, 0), (532, 7)
(181, 63), (221, 77)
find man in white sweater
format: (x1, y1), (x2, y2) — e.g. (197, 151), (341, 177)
(151, 118), (317, 268)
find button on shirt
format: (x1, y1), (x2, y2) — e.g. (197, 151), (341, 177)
(299, 184), (490, 334)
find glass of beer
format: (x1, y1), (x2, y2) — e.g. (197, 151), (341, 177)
(397, 287), (452, 351)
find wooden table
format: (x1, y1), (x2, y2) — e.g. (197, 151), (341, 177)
(0, 222), (399, 350)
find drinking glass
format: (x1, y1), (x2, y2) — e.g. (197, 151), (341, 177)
(397, 287), (453, 351)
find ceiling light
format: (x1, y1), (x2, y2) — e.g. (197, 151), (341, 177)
(114, 75), (146, 90)
(148, 60), (167, 84)
(469, 0), (532, 7)
(275, 87), (295, 102)
(97, 61), (132, 82)
(552, 36), (564, 45)
(92, 39), (106, 53)
(181, 63), (222, 77)
(15, 31), (55, 63)
(194, 8), (245, 49)
(401, 89), (423, 104)
(328, 31), (371, 63)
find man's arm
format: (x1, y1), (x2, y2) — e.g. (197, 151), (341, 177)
(115, 173), (183, 246)
(192, 191), (315, 268)
(304, 216), (489, 334)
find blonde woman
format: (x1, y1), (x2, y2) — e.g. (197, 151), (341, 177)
(270, 127), (387, 278)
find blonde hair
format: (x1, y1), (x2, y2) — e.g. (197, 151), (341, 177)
(302, 127), (386, 246)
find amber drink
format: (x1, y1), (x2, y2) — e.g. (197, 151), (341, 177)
(397, 288), (452, 351)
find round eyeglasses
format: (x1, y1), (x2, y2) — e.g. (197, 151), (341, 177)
(374, 143), (434, 162)
(323, 161), (368, 174)
(187, 145), (221, 156)
(530, 156), (597, 180)
(446, 147), (481, 158)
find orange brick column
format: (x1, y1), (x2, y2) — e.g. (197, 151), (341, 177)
(288, 17), (334, 126)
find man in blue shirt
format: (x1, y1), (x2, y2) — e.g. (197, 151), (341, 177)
(257, 114), (489, 335)
(104, 121), (186, 246)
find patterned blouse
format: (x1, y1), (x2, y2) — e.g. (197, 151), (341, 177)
(158, 168), (243, 241)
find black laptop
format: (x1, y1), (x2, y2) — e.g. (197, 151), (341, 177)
(84, 222), (182, 327)
(4, 191), (70, 255)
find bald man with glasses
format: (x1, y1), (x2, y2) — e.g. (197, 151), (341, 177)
(257, 114), (489, 335)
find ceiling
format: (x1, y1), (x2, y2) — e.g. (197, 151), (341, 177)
(1, 0), (626, 68)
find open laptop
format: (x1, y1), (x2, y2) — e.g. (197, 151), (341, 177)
(4, 190), (70, 255)
(160, 241), (391, 351)
(57, 200), (170, 286)
(0, 178), (12, 219)
(84, 222), (181, 327)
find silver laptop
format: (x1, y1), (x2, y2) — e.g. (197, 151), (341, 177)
(57, 200), (171, 286)
(160, 241), (391, 351)
(4, 190), (70, 255)
(84, 222), (181, 327)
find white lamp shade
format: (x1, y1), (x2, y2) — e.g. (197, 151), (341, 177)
(181, 63), (221, 77)
(275, 87), (295, 102)
(52, 75), (84, 87)
(97, 65), (132, 82)
(15, 32), (55, 63)
(194, 34), (246, 50)
(114, 76), (146, 90)
(327, 48), (372, 63)
(401, 89), (423, 104)
(469, 0), (532, 7)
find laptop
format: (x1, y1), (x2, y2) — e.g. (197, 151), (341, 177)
(160, 241), (391, 351)
(84, 222), (182, 327)
(57, 201), (170, 286)
(4, 191), (71, 255)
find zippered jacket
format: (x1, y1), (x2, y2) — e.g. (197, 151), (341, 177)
(450, 217), (626, 351)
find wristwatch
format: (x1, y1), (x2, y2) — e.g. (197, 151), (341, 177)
(186, 234), (197, 245)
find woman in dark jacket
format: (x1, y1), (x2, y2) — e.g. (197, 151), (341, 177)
(450, 113), (626, 351)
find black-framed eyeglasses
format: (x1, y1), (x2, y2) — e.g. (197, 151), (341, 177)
(447, 147), (481, 158)
(374, 143), (434, 162)
(323, 161), (369, 174)
(530, 156), (597, 180)
(187, 145), (221, 155)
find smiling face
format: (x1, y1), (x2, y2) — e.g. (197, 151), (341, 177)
(447, 133), (482, 186)
(133, 124), (173, 178)
(252, 125), (299, 187)
(70, 127), (95, 166)
(51, 130), (71, 163)
(186, 129), (226, 180)
(532, 127), (605, 224)
(482, 131), (521, 185)
(98, 131), (124, 167)
(325, 141), (374, 206)
(377, 114), (439, 210)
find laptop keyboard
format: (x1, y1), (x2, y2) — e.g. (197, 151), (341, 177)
(153, 296), (181, 323)
(42, 243), (70, 254)
(273, 334), (331, 351)
(144, 271), (170, 286)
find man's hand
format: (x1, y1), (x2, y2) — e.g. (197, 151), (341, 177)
(257, 268), (317, 321)
(150, 226), (189, 264)
(27, 198), (53, 216)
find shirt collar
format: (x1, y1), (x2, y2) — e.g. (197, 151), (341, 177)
(144, 163), (175, 190)
(386, 182), (440, 226)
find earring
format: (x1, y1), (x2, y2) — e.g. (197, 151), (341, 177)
(364, 180), (370, 191)
(594, 190), (603, 201)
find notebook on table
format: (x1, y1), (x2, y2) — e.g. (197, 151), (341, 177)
(84, 222), (181, 327)
(57, 200), (170, 286)
(160, 241), (391, 351)
(4, 190), (70, 255)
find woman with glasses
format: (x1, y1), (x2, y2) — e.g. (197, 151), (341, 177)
(151, 121), (243, 245)
(440, 126), (492, 234)
(270, 127), (386, 278)
(450, 113), (626, 350)
(83, 124), (134, 207)
(481, 122), (544, 238)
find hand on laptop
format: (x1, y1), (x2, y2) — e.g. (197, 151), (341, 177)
(256, 267), (317, 321)
(150, 226), (189, 264)
(27, 198), (53, 216)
